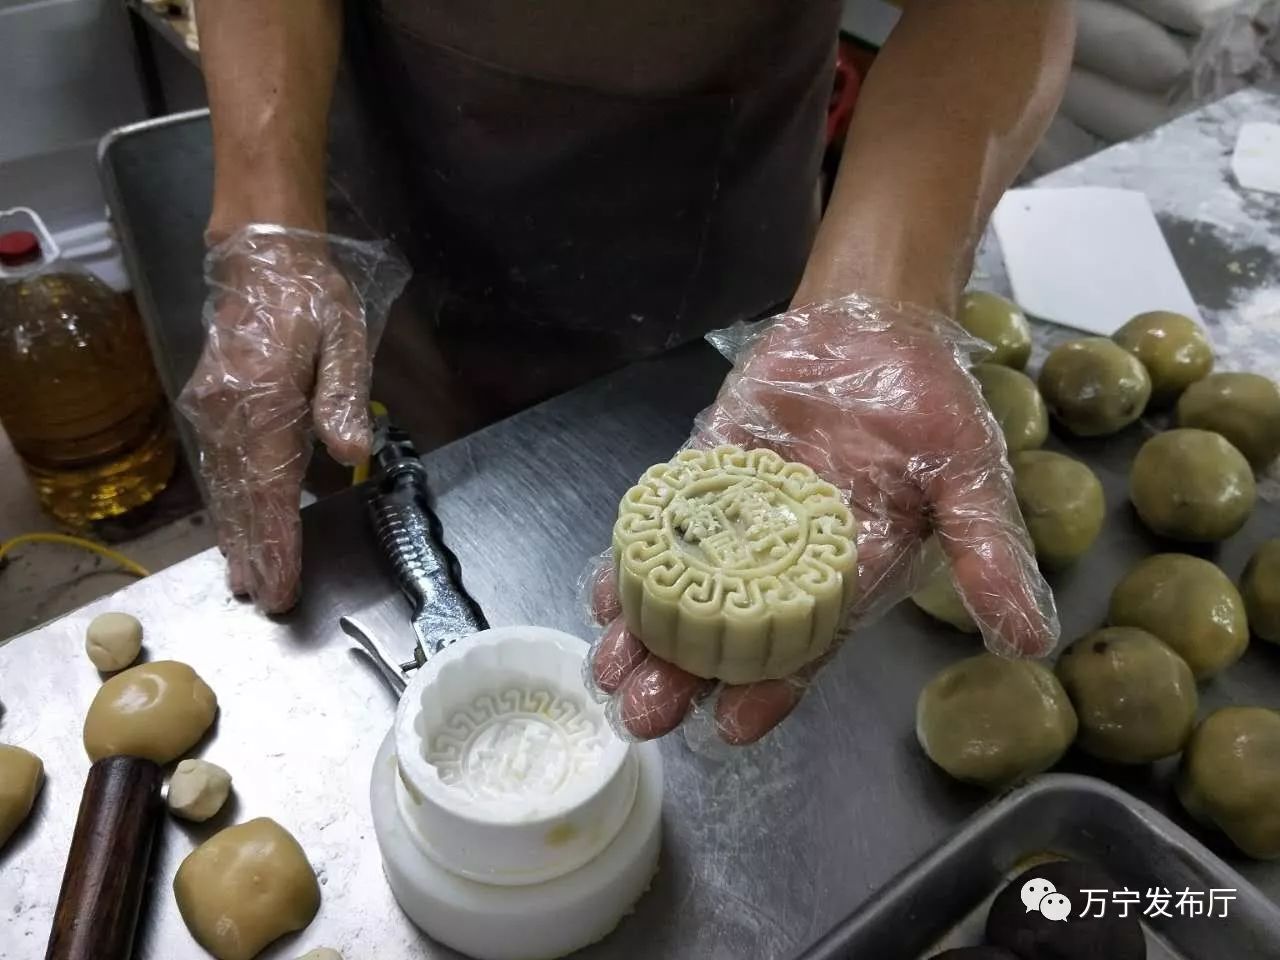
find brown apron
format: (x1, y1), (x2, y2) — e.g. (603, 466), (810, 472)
(326, 0), (841, 447)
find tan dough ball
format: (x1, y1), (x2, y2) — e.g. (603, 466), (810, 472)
(957, 291), (1033, 369)
(296, 951), (343, 960)
(1108, 553), (1249, 680)
(1038, 338), (1151, 436)
(972, 363), (1049, 453)
(1177, 372), (1280, 469)
(1242, 539), (1280, 644)
(85, 611), (143, 672)
(83, 660), (218, 764)
(0, 744), (44, 850)
(1129, 429), (1256, 542)
(174, 818), (321, 960)
(1178, 707), (1280, 859)
(1112, 310), (1213, 408)
(916, 654), (1077, 789)
(1011, 451), (1105, 569)
(167, 759), (233, 822)
(1055, 627), (1197, 763)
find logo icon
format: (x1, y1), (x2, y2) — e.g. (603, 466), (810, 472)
(1020, 877), (1072, 922)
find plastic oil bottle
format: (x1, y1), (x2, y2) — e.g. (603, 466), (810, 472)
(0, 210), (176, 526)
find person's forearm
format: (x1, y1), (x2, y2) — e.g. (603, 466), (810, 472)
(795, 0), (1073, 314)
(198, 0), (342, 237)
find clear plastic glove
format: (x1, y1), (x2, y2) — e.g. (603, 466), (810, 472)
(178, 226), (409, 613)
(588, 293), (1059, 745)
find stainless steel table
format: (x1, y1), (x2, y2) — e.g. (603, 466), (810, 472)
(4, 91), (1279, 960)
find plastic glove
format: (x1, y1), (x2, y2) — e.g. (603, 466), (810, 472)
(178, 226), (408, 613)
(589, 293), (1059, 745)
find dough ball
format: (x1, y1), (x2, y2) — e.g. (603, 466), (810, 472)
(972, 363), (1049, 453)
(1112, 310), (1213, 408)
(911, 569), (978, 634)
(1130, 429), (1255, 542)
(84, 660), (218, 764)
(85, 611), (143, 672)
(167, 759), (233, 822)
(296, 951), (343, 960)
(986, 861), (1146, 960)
(1038, 338), (1151, 437)
(958, 291), (1032, 369)
(174, 817), (321, 960)
(1177, 371), (1280, 469)
(916, 654), (1077, 789)
(931, 950), (1020, 959)
(1055, 627), (1197, 763)
(0, 744), (44, 850)
(1177, 707), (1280, 859)
(1011, 451), (1105, 569)
(1242, 539), (1280, 644)
(1108, 554), (1248, 680)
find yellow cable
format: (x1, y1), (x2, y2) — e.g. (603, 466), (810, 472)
(0, 532), (151, 579)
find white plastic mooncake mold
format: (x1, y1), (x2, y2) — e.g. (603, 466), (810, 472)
(374, 626), (662, 960)
(613, 445), (857, 683)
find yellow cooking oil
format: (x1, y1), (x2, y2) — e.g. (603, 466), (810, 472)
(0, 232), (175, 526)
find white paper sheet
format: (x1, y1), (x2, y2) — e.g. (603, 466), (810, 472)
(1231, 121), (1280, 196)
(992, 186), (1202, 335)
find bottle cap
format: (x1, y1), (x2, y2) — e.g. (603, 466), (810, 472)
(0, 231), (41, 267)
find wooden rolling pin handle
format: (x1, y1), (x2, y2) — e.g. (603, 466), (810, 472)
(45, 755), (165, 960)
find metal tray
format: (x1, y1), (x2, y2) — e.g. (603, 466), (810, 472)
(797, 774), (1280, 960)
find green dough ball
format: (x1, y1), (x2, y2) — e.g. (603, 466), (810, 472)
(1129, 429), (1256, 542)
(1038, 338), (1152, 436)
(1055, 627), (1197, 763)
(1108, 553), (1249, 680)
(1176, 372), (1280, 469)
(972, 363), (1049, 453)
(1011, 451), (1105, 569)
(1177, 707), (1280, 860)
(911, 569), (978, 634)
(916, 654), (1077, 789)
(1241, 539), (1280, 644)
(1112, 310), (1213, 408)
(958, 291), (1032, 369)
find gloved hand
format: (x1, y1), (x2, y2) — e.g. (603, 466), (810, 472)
(589, 294), (1059, 744)
(178, 227), (408, 613)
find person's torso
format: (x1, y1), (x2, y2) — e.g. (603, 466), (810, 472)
(330, 1), (841, 439)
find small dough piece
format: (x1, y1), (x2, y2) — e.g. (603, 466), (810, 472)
(916, 654), (1077, 789)
(84, 660), (218, 764)
(613, 445), (857, 683)
(1177, 371), (1280, 468)
(1177, 707), (1280, 859)
(85, 611), (143, 672)
(957, 291), (1032, 369)
(1108, 553), (1248, 679)
(972, 363), (1049, 453)
(1038, 337), (1151, 436)
(296, 951), (343, 960)
(1055, 627), (1197, 763)
(1112, 310), (1213, 408)
(167, 759), (233, 822)
(1129, 429), (1256, 542)
(1242, 539), (1280, 643)
(1034, 337), (1157, 435)
(174, 817), (321, 960)
(1011, 451), (1105, 569)
(0, 744), (44, 850)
